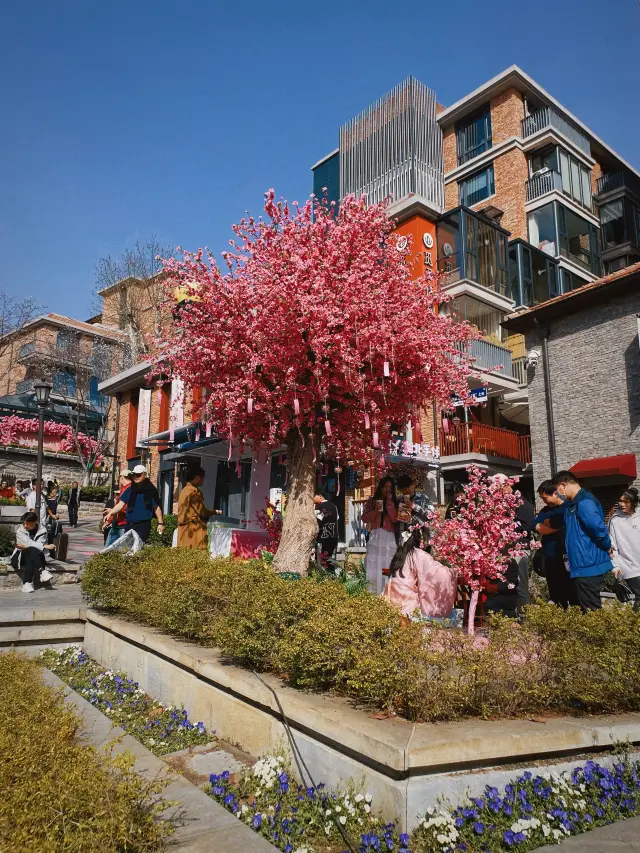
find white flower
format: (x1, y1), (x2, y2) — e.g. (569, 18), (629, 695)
(364, 804), (371, 813)
(339, 816), (347, 825)
(552, 829), (563, 840)
(355, 794), (364, 803)
(365, 793), (373, 803)
(335, 805), (342, 813)
(148, 738), (155, 745)
(436, 834), (448, 844)
(542, 824), (551, 837)
(325, 824), (331, 835)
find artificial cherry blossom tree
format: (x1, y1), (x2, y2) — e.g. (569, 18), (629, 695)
(156, 190), (478, 574)
(430, 465), (528, 633)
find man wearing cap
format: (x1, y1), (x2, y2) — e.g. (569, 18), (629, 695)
(106, 465), (164, 543)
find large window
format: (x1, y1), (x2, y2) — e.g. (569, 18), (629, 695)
(528, 203), (557, 256)
(456, 105), (492, 165)
(600, 200), (626, 249)
(530, 146), (558, 175)
(558, 148), (592, 209)
(560, 268), (590, 293)
(509, 240), (559, 306)
(449, 296), (503, 342)
(459, 166), (495, 207)
(558, 204), (600, 274)
(53, 370), (76, 396)
(437, 208), (508, 295)
(56, 329), (78, 350)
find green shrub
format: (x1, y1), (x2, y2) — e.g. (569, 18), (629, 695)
(0, 524), (14, 557)
(0, 652), (172, 852)
(0, 496), (24, 506)
(81, 549), (640, 723)
(149, 513), (178, 546)
(60, 484), (110, 504)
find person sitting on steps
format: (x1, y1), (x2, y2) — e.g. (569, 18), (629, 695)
(11, 510), (56, 593)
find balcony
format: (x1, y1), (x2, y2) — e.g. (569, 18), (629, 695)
(438, 423), (531, 464)
(525, 170), (563, 202)
(436, 207), (513, 312)
(17, 341), (100, 373)
(521, 107), (590, 157)
(596, 171), (640, 199)
(457, 339), (514, 377)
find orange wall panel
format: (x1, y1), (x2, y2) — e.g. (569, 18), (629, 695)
(393, 215), (437, 282)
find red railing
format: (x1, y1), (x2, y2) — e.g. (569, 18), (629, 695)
(438, 424), (531, 464)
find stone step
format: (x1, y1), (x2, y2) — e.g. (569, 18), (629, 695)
(0, 621), (85, 647)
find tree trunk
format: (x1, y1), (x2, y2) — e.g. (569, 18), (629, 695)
(271, 430), (318, 576)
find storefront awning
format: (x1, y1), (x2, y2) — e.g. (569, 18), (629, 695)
(570, 453), (637, 480)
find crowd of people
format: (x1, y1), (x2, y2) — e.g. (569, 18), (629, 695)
(359, 467), (640, 623)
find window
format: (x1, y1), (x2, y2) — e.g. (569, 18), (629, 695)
(556, 147), (592, 209)
(456, 105), (492, 165)
(557, 204), (600, 273)
(509, 240), (560, 307)
(528, 203), (557, 256)
(56, 329), (78, 350)
(18, 341), (35, 358)
(16, 379), (34, 394)
(459, 166), (495, 207)
(600, 200), (626, 249)
(53, 371), (76, 396)
(449, 296), (503, 341)
(560, 268), (590, 293)
(634, 206), (640, 246)
(530, 146), (558, 176)
(604, 256), (629, 274)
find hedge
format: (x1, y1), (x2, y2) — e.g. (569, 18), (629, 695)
(81, 549), (640, 723)
(0, 652), (172, 852)
(60, 483), (110, 503)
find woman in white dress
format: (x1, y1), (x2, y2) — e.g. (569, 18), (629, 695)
(362, 476), (398, 594)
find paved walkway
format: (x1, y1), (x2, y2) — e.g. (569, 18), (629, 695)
(533, 816), (640, 851)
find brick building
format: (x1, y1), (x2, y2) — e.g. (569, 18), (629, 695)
(0, 312), (127, 484)
(503, 263), (640, 516)
(312, 65), (640, 505)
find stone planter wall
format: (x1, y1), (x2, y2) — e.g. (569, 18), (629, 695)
(84, 610), (640, 831)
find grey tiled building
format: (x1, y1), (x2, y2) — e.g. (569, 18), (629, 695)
(503, 263), (640, 515)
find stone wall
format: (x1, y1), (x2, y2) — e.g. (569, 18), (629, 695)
(0, 446), (86, 484)
(524, 290), (640, 489)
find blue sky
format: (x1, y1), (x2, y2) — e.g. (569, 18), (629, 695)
(1, 0), (638, 319)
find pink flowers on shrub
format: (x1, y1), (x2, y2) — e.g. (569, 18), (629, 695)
(431, 466), (527, 591)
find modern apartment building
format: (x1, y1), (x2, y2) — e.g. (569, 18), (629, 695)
(312, 66), (640, 499)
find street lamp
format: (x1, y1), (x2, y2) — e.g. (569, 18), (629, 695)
(33, 381), (52, 522)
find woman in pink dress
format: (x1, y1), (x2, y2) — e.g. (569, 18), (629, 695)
(383, 526), (457, 618)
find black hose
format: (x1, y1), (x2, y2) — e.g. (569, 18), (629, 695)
(251, 669), (359, 853)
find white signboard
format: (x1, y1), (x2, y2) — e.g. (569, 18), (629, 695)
(135, 389), (152, 447)
(389, 439), (440, 463)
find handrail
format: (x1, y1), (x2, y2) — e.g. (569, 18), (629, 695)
(521, 107), (590, 156)
(438, 423), (530, 463)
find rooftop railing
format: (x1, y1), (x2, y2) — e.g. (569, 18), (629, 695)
(521, 107), (590, 157)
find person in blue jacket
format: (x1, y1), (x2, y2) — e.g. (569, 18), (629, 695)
(551, 470), (613, 611)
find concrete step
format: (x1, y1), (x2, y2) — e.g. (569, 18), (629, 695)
(0, 621), (85, 646)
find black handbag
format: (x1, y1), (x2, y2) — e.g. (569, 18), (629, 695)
(532, 547), (547, 578)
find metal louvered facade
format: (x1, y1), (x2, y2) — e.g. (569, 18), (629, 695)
(339, 77), (444, 209)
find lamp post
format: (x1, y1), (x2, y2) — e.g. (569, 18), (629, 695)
(33, 382), (52, 522)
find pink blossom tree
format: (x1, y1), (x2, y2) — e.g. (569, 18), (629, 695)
(156, 190), (478, 575)
(430, 465), (528, 633)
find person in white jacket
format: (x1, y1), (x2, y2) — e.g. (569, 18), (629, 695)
(11, 511), (56, 593)
(609, 487), (640, 610)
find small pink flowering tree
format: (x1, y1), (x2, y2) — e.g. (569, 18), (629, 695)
(431, 465), (528, 633)
(0, 415), (102, 464)
(156, 190), (477, 575)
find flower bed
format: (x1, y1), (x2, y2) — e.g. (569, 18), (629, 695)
(0, 414), (101, 461)
(40, 646), (213, 756)
(208, 751), (640, 853)
(82, 548), (640, 723)
(0, 651), (172, 852)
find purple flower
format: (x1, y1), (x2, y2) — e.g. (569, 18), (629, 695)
(473, 821), (484, 834)
(503, 829), (515, 845)
(253, 814), (262, 828)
